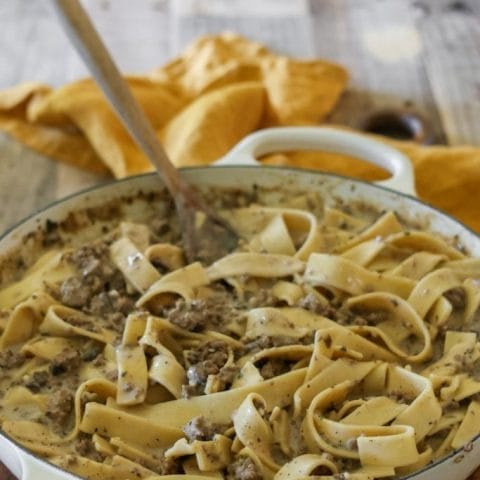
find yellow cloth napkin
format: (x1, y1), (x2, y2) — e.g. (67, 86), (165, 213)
(0, 33), (478, 233)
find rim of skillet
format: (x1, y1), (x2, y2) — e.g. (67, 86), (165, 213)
(0, 164), (478, 480)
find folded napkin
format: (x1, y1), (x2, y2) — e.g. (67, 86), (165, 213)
(0, 33), (478, 232)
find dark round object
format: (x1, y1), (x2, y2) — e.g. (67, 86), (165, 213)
(362, 109), (433, 144)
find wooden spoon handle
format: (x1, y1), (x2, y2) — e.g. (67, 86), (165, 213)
(50, 0), (238, 264)
(51, 0), (187, 196)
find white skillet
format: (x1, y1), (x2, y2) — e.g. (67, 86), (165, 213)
(0, 127), (478, 480)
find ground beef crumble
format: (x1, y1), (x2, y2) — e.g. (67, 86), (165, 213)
(23, 370), (50, 392)
(88, 290), (135, 317)
(135, 453), (180, 476)
(81, 342), (105, 362)
(157, 456), (180, 475)
(298, 294), (386, 326)
(59, 276), (92, 308)
(165, 295), (243, 333)
(0, 349), (26, 369)
(335, 308), (370, 327)
(87, 289), (135, 333)
(58, 244), (133, 313)
(218, 365), (239, 384)
(166, 299), (212, 332)
(245, 289), (282, 309)
(75, 433), (105, 462)
(183, 415), (227, 442)
(185, 341), (229, 367)
(297, 293), (337, 318)
(228, 456), (262, 480)
(46, 388), (74, 426)
(66, 245), (112, 278)
(259, 358), (292, 379)
(183, 341), (238, 396)
(243, 335), (306, 354)
(50, 348), (81, 376)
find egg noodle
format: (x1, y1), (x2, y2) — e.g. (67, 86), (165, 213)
(0, 201), (480, 480)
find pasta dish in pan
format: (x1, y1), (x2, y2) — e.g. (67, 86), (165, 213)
(0, 194), (479, 480)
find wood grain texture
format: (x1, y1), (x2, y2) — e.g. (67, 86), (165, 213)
(0, 0), (170, 234)
(0, 132), (58, 232)
(171, 0), (314, 55)
(417, 0), (480, 144)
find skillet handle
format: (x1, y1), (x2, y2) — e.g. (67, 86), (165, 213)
(214, 127), (417, 197)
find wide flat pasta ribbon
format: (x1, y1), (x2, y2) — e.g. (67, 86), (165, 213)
(388, 252), (446, 280)
(52, 453), (158, 480)
(66, 378), (117, 443)
(80, 401), (183, 449)
(110, 237), (161, 293)
(207, 253), (304, 281)
(40, 304), (114, 343)
(386, 232), (464, 261)
(407, 268), (461, 319)
(233, 393), (278, 471)
(274, 454), (338, 480)
(244, 307), (335, 340)
(304, 253), (414, 298)
(0, 250), (72, 309)
(137, 262), (210, 307)
(145, 243), (185, 271)
(0, 292), (57, 349)
(302, 380), (419, 468)
(118, 368), (306, 429)
(294, 359), (377, 416)
(271, 281), (305, 305)
(347, 292), (432, 363)
(334, 211), (403, 253)
(424, 345), (478, 384)
(116, 344), (149, 405)
(243, 345), (313, 370)
(138, 316), (186, 399)
(388, 366), (442, 442)
(166, 435), (232, 472)
(451, 401), (480, 449)
(313, 325), (397, 363)
(341, 238), (386, 267)
(21, 336), (80, 361)
(229, 206), (323, 260)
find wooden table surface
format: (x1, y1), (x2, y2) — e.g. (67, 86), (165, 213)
(1, 0), (480, 479)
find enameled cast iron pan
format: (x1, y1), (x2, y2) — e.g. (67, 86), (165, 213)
(0, 127), (478, 480)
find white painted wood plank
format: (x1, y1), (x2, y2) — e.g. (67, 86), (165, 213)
(418, 0), (480, 145)
(0, 1), (67, 233)
(0, 0), (171, 88)
(171, 0), (314, 56)
(309, 0), (446, 143)
(0, 0), (171, 234)
(0, 132), (57, 231)
(174, 0), (309, 17)
(79, 0), (172, 75)
(55, 164), (110, 200)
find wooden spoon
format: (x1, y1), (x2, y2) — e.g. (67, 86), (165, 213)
(51, 0), (238, 264)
